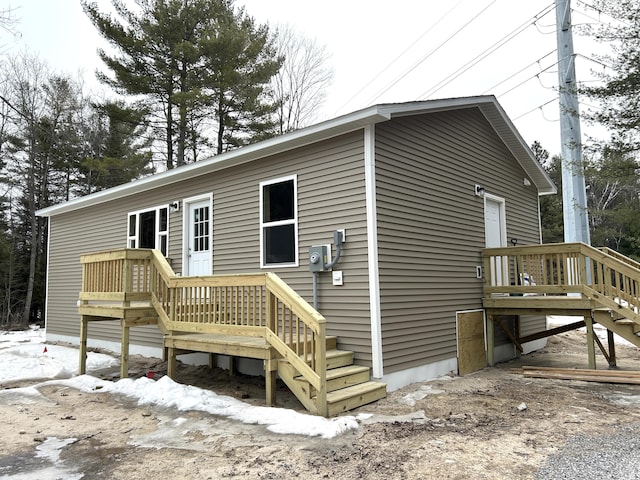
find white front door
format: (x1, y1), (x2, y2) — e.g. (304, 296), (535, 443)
(484, 195), (507, 286)
(187, 199), (212, 276)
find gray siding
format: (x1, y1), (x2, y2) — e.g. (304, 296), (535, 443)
(374, 108), (543, 373)
(45, 131), (374, 364)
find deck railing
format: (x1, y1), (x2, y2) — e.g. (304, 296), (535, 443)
(80, 248), (327, 412)
(482, 242), (640, 321)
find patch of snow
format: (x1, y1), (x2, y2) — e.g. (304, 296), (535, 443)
(0, 330), (359, 439)
(398, 384), (445, 407)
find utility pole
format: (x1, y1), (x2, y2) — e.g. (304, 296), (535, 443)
(556, 0), (590, 244)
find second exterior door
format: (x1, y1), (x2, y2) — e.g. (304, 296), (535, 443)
(187, 198), (212, 276)
(484, 195), (507, 286)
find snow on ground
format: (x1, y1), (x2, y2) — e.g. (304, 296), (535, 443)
(0, 327), (359, 439)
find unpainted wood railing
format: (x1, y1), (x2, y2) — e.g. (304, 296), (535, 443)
(80, 248), (327, 415)
(482, 242), (640, 323)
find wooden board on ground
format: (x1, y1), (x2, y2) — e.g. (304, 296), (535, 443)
(457, 310), (487, 376)
(521, 366), (640, 385)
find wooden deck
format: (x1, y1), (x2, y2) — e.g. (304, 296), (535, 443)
(77, 249), (386, 416)
(482, 242), (640, 369)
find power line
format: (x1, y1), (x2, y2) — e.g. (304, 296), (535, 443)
(513, 97), (557, 122)
(482, 50), (556, 95)
(365, 0), (498, 106)
(420, 3), (556, 99)
(334, 0), (467, 115)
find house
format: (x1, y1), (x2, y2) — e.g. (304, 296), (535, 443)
(37, 95), (556, 396)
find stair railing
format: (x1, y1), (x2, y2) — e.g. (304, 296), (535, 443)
(80, 248), (327, 414)
(482, 242), (640, 323)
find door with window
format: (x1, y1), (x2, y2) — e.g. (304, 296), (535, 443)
(186, 199), (212, 276)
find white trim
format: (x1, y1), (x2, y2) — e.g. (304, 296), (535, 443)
(182, 193), (213, 275)
(43, 218), (51, 325)
(259, 174), (299, 268)
(483, 193), (507, 247)
(364, 126), (383, 378)
(126, 204), (170, 255)
(380, 356), (458, 392)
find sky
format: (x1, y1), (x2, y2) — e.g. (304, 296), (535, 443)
(2, 0), (614, 157)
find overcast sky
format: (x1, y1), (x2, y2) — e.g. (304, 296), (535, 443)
(3, 0), (612, 156)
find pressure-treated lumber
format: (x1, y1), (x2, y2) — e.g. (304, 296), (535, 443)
(521, 366), (640, 384)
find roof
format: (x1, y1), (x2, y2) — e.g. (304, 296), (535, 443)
(36, 95), (556, 217)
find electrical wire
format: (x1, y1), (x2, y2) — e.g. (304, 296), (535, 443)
(420, 2), (556, 99)
(365, 0), (498, 106)
(482, 50), (556, 95)
(513, 98), (557, 122)
(494, 62), (559, 98)
(334, 0), (467, 115)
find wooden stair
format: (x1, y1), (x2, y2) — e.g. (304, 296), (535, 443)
(593, 309), (640, 349)
(277, 336), (386, 416)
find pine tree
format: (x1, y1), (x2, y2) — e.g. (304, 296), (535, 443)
(80, 101), (153, 193)
(82, 0), (281, 166)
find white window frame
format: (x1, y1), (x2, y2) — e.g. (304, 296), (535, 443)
(127, 205), (169, 256)
(259, 174), (298, 268)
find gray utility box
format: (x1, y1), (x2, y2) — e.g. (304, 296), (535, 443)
(308, 245), (330, 272)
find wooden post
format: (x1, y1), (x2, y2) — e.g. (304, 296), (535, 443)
(209, 353), (217, 369)
(265, 358), (277, 406)
(123, 256), (133, 305)
(167, 346), (176, 378)
(607, 329), (617, 367)
(585, 314), (596, 369)
(315, 322), (328, 417)
(121, 321), (130, 378)
(79, 316), (88, 375)
(229, 356), (236, 376)
(487, 313), (495, 367)
(266, 291), (276, 333)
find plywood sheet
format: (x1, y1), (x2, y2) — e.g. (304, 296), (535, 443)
(457, 310), (487, 376)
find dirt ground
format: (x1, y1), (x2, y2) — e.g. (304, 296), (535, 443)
(2, 328), (640, 479)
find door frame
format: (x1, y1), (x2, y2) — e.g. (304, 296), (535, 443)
(484, 193), (508, 287)
(483, 193), (507, 248)
(182, 193), (213, 276)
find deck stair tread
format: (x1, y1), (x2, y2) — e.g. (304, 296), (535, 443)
(294, 364), (372, 392)
(324, 381), (388, 416)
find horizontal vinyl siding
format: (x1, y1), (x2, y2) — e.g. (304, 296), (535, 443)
(208, 132), (373, 365)
(375, 108), (544, 374)
(45, 131), (373, 364)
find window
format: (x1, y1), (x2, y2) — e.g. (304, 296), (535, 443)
(260, 175), (298, 267)
(127, 206), (169, 256)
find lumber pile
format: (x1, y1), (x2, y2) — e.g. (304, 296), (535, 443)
(520, 366), (640, 385)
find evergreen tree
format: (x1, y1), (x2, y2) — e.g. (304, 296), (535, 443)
(533, 141), (564, 244)
(581, 0), (640, 152)
(80, 101), (153, 193)
(82, 0), (281, 166)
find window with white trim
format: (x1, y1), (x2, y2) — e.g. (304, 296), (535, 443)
(260, 175), (298, 267)
(127, 205), (169, 256)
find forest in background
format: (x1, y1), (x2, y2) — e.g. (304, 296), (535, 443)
(1, 0), (640, 328)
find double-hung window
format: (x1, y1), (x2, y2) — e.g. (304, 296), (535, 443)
(260, 175), (298, 267)
(127, 205), (169, 256)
